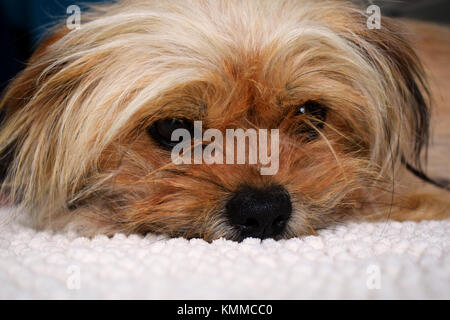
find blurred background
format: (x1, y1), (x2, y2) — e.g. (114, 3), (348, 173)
(0, 0), (449, 92)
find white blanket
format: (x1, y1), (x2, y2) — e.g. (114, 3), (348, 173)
(0, 207), (448, 299)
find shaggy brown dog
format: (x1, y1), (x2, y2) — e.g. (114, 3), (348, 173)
(0, 0), (448, 241)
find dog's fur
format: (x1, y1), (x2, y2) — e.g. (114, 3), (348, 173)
(0, 0), (449, 241)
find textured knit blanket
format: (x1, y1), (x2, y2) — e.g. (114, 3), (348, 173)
(0, 207), (448, 299)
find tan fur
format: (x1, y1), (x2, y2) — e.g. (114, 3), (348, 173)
(0, 0), (448, 241)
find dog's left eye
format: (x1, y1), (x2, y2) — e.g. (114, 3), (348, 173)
(148, 118), (194, 148)
(294, 100), (327, 139)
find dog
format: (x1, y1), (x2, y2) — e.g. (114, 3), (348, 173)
(0, 0), (449, 241)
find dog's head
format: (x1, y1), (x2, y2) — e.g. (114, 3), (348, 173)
(0, 0), (429, 240)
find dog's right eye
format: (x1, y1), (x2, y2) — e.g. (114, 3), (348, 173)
(294, 100), (327, 140)
(147, 118), (194, 148)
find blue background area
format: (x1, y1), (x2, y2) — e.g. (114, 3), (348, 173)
(0, 0), (109, 90)
(0, 0), (107, 44)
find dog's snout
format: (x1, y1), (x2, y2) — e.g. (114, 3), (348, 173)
(225, 185), (292, 240)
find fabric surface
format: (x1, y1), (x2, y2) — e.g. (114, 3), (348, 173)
(0, 207), (448, 299)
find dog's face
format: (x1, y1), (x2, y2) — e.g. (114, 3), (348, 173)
(0, 0), (429, 241)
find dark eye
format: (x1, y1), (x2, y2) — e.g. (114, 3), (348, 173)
(294, 100), (327, 139)
(147, 118), (194, 148)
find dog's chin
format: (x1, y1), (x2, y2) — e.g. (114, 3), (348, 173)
(0, 0), (437, 241)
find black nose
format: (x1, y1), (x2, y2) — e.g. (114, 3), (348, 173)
(225, 185), (292, 240)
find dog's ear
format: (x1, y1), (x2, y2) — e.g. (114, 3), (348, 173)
(0, 28), (69, 182)
(346, 15), (430, 171)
